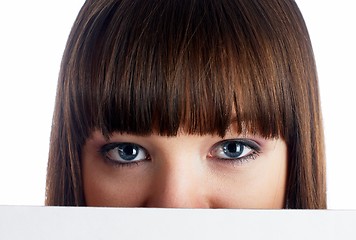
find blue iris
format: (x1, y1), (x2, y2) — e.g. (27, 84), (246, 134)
(222, 141), (243, 158)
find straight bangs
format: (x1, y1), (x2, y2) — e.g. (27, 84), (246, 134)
(66, 0), (301, 139)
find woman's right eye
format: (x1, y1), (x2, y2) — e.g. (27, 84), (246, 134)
(100, 142), (149, 164)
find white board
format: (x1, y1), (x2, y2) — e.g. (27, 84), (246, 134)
(0, 206), (355, 239)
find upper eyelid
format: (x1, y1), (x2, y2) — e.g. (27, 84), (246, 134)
(212, 138), (261, 151)
(99, 142), (147, 154)
(99, 142), (119, 154)
(239, 139), (261, 152)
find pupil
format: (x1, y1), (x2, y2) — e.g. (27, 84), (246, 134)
(227, 143), (237, 152)
(223, 142), (242, 158)
(123, 145), (135, 155)
(119, 144), (138, 161)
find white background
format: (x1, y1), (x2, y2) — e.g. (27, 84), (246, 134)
(0, 1), (355, 209)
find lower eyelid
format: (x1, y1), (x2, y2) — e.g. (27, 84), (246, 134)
(209, 150), (260, 167)
(103, 155), (146, 168)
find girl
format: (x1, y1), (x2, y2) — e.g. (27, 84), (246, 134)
(46, 0), (326, 208)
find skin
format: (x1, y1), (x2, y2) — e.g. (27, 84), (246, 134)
(82, 127), (287, 208)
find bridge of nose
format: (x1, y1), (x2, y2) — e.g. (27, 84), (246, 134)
(144, 135), (211, 208)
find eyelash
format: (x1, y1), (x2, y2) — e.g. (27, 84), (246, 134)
(212, 149), (260, 166)
(208, 139), (261, 166)
(99, 139), (261, 168)
(99, 143), (149, 168)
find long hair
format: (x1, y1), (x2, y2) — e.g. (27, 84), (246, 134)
(46, 0), (326, 208)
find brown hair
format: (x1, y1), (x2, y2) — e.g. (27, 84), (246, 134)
(46, 0), (326, 208)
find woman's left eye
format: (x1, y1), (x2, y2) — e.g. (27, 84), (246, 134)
(209, 139), (261, 162)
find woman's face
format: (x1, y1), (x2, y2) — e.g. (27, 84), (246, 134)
(82, 127), (287, 208)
